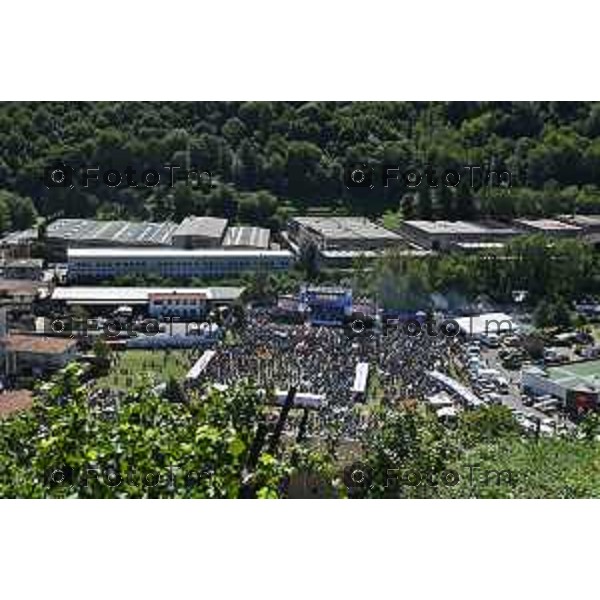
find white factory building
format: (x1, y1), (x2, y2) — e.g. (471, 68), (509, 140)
(51, 286), (245, 318)
(67, 248), (294, 282)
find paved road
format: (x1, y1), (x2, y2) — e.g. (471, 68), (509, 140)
(478, 345), (556, 424)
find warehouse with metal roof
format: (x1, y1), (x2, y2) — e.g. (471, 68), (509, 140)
(51, 286), (245, 305)
(289, 216), (402, 250)
(47, 218), (177, 246)
(400, 220), (521, 250)
(171, 216), (228, 248)
(34, 218), (178, 260)
(514, 218), (582, 237)
(222, 226), (270, 249)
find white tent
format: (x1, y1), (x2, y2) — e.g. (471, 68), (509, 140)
(426, 391), (454, 407)
(436, 406), (459, 419)
(186, 350), (217, 381)
(351, 362), (370, 394)
(428, 370), (484, 408)
(454, 312), (516, 337)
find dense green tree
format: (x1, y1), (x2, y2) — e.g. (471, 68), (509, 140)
(0, 190), (37, 230)
(400, 193), (417, 219)
(0, 364), (336, 498)
(298, 240), (320, 281)
(4, 101), (600, 227)
(416, 186), (433, 219)
(533, 298), (573, 330)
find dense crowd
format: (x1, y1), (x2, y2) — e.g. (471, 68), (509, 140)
(204, 311), (460, 439)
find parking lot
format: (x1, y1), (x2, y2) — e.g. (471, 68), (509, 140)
(463, 334), (575, 435)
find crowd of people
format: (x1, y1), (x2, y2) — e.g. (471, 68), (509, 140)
(203, 310), (461, 440)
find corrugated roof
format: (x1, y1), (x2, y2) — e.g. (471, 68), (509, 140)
(515, 218), (582, 232)
(46, 219), (177, 246)
(405, 220), (519, 236)
(223, 226), (270, 249)
(172, 217), (228, 239)
(51, 286), (245, 303)
(67, 248), (292, 258)
(292, 216), (401, 242)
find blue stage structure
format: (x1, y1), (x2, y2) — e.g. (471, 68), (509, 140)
(300, 286), (353, 326)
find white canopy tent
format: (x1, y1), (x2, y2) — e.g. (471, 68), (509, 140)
(454, 312), (516, 337)
(428, 370), (485, 408)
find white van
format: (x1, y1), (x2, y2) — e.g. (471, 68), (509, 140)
(495, 376), (509, 392)
(477, 368), (500, 380)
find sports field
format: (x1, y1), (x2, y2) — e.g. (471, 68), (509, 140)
(548, 359), (600, 383)
(94, 349), (196, 390)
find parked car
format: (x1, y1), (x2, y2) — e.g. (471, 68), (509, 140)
(485, 392), (502, 405)
(495, 376), (509, 393)
(481, 333), (500, 348)
(468, 357), (481, 369)
(521, 395), (535, 407)
(502, 335), (521, 347)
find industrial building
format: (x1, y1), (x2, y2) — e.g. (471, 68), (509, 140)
(1, 216), (233, 259)
(400, 220), (521, 250)
(513, 218), (582, 238)
(222, 226), (270, 249)
(67, 248), (294, 282)
(42, 218), (178, 260)
(452, 242), (506, 254)
(51, 286), (245, 318)
(521, 360), (600, 416)
(171, 216), (228, 248)
(319, 248), (431, 268)
(288, 216), (402, 251)
(0, 216), (269, 265)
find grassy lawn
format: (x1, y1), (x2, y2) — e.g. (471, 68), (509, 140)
(94, 349), (195, 390)
(223, 329), (239, 347)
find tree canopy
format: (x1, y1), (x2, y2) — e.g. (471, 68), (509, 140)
(0, 364), (333, 498)
(3, 102), (600, 235)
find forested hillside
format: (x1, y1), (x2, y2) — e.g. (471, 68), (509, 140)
(2, 101), (600, 233)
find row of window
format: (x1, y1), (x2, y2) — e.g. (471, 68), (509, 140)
(151, 298), (205, 306)
(150, 307), (202, 316)
(72, 260), (290, 269)
(70, 259), (291, 276)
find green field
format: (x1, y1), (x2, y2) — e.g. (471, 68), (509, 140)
(94, 349), (196, 390)
(548, 359), (600, 383)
